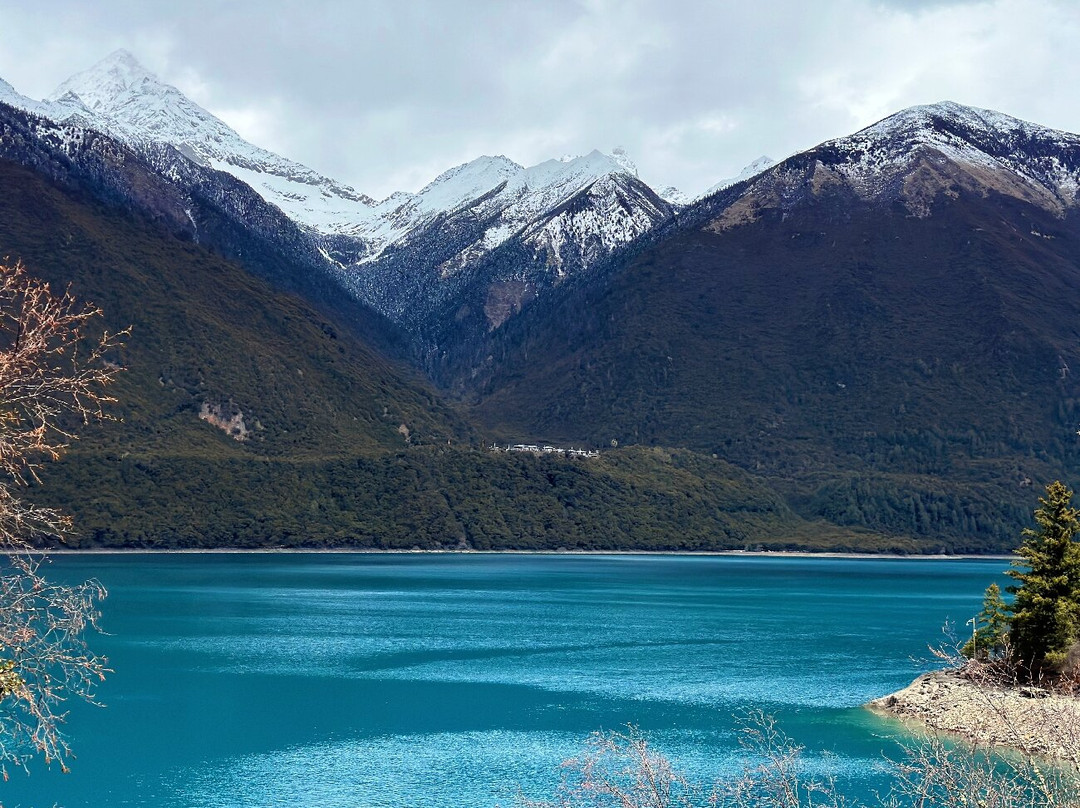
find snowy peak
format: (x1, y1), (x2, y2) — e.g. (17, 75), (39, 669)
(0, 76), (21, 103)
(49, 49), (268, 162)
(417, 155), (524, 210)
(39, 51), (652, 247)
(821, 100), (1080, 212)
(0, 76), (62, 120)
(341, 149), (676, 329)
(0, 76), (36, 111)
(610, 147), (638, 177)
(657, 186), (691, 206)
(710, 101), (1080, 231)
(502, 149), (638, 213)
(45, 50), (378, 230)
(829, 100), (1080, 176)
(346, 147), (652, 263)
(831, 100), (1080, 178)
(856, 101), (1054, 144)
(49, 49), (160, 113)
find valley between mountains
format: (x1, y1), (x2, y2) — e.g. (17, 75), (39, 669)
(1, 50), (1078, 553)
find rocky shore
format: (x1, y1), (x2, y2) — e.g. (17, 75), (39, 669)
(867, 669), (1080, 762)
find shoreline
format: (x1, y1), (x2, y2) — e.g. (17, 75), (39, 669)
(35, 547), (1014, 559)
(867, 669), (1080, 762)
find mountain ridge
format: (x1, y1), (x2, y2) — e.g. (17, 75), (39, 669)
(16, 50), (680, 343)
(448, 99), (1080, 550)
(706, 100), (1080, 231)
(0, 142), (840, 552)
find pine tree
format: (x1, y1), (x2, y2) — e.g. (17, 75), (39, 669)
(1007, 480), (1080, 676)
(961, 582), (1009, 660)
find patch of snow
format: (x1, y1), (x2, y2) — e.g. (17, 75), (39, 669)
(816, 101), (1080, 206)
(658, 186), (691, 206)
(183, 208), (198, 240)
(703, 156), (777, 197)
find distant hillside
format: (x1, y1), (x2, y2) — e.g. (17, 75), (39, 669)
(1, 157), (858, 551)
(461, 105), (1080, 551)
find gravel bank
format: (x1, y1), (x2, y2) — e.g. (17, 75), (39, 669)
(867, 669), (1080, 762)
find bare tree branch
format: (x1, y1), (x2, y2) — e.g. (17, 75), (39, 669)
(0, 259), (125, 775)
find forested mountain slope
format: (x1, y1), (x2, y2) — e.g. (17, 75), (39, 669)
(0, 157), (836, 551)
(463, 104), (1080, 550)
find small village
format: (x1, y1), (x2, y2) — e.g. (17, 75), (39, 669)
(490, 443), (600, 459)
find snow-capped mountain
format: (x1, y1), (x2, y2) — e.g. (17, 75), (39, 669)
(43, 51), (668, 262)
(362, 150), (666, 260)
(26, 50), (676, 334)
(710, 102), (1080, 229)
(47, 49), (377, 231)
(825, 101), (1080, 212)
(0, 77), (46, 116)
(336, 157), (675, 336)
(0, 76), (91, 124)
(12, 49), (1080, 372)
(657, 186), (692, 206)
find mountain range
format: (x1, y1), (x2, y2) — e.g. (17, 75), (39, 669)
(3, 51), (706, 342)
(2, 50), (1079, 552)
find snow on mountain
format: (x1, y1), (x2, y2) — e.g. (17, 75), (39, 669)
(40, 50), (662, 273)
(521, 172), (672, 276)
(0, 77), (43, 114)
(707, 101), (1080, 235)
(344, 148), (654, 265)
(0, 76), (88, 123)
(657, 186), (691, 206)
(13, 49), (682, 332)
(702, 155), (777, 197)
(48, 49), (377, 232)
(610, 147), (638, 177)
(811, 101), (1080, 212)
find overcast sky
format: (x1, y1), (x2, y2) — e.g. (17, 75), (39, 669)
(0, 0), (1077, 199)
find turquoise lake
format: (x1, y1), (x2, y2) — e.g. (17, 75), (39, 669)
(3, 553), (1010, 807)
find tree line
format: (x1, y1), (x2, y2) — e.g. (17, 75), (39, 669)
(964, 479), (1080, 683)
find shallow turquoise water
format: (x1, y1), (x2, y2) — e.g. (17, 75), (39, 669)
(4, 553), (1008, 807)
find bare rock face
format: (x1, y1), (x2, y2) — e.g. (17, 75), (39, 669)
(199, 401), (250, 441)
(483, 280), (535, 330)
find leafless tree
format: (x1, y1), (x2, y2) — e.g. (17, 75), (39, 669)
(525, 709), (1080, 808)
(0, 259), (125, 776)
(520, 725), (700, 808)
(715, 710), (851, 808)
(882, 733), (1080, 808)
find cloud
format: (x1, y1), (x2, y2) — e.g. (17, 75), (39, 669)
(0, 0), (1077, 198)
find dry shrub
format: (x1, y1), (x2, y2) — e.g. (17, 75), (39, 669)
(524, 710), (1080, 808)
(520, 725), (699, 808)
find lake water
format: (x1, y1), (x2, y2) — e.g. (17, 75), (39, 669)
(3, 553), (1009, 807)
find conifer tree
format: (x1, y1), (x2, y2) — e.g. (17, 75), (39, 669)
(1007, 480), (1080, 676)
(961, 582), (1009, 660)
